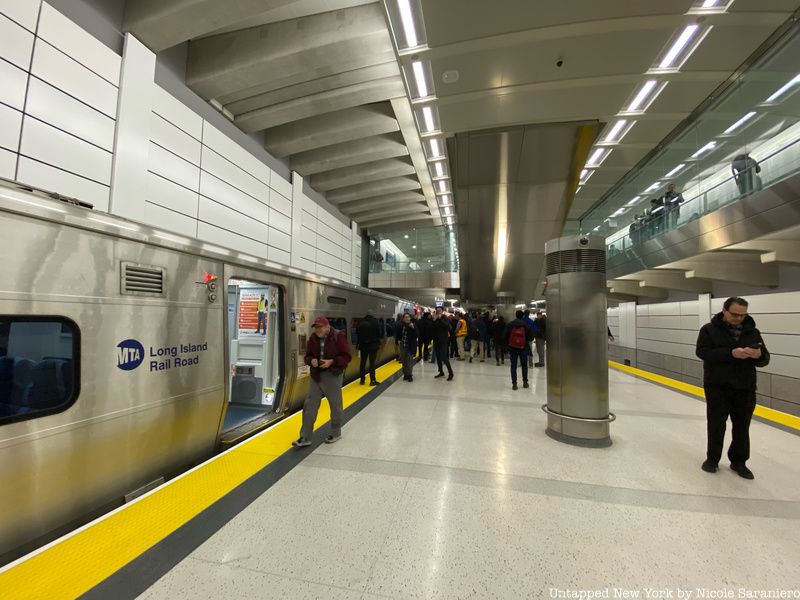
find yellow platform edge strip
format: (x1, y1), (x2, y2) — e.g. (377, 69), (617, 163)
(0, 361), (404, 600)
(609, 360), (800, 431)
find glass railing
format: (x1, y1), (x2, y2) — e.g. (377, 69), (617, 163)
(369, 259), (459, 273)
(605, 134), (800, 256)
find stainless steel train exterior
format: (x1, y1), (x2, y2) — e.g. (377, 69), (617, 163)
(0, 181), (410, 564)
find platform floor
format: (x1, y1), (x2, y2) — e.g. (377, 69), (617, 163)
(137, 360), (800, 599)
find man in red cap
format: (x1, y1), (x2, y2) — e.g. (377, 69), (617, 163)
(292, 316), (352, 447)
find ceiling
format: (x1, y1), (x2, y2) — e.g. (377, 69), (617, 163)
(124, 0), (800, 302)
(124, 0), (440, 230)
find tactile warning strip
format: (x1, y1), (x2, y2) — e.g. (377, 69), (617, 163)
(0, 361), (403, 600)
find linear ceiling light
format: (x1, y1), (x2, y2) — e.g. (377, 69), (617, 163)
(765, 74), (800, 103)
(439, 194), (451, 205)
(437, 180), (448, 193)
(659, 25), (699, 69)
(586, 147), (612, 167)
(428, 138), (443, 158)
(723, 111), (757, 134)
(579, 169), (594, 184)
(664, 163), (686, 178)
(443, 206), (451, 216)
(644, 181), (662, 193)
(691, 141), (717, 158)
(626, 196), (642, 206)
(412, 61), (429, 98)
(422, 105), (435, 132)
(703, 0), (718, 6)
(434, 161), (444, 177)
(397, 0), (418, 48)
(623, 80), (667, 114)
(602, 119), (634, 144)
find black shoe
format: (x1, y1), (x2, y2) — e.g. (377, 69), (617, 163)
(325, 433), (341, 444)
(534, 363), (544, 367)
(408, 376), (413, 382)
(512, 383), (518, 390)
(701, 460), (718, 473)
(731, 463), (754, 480)
(523, 381), (529, 388)
(469, 357), (473, 363)
(370, 380), (379, 386)
(360, 379), (365, 385)
(435, 372), (445, 378)
(292, 438), (312, 448)
(447, 374), (453, 381)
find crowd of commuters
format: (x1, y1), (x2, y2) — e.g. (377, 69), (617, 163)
(292, 297), (768, 482)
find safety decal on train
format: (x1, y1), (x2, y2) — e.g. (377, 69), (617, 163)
(117, 339), (209, 372)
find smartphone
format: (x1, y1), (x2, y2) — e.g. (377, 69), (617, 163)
(748, 344), (761, 349)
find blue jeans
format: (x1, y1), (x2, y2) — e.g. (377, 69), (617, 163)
(257, 311), (266, 334)
(509, 348), (528, 385)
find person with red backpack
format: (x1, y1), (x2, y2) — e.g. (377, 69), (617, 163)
(504, 310), (534, 390)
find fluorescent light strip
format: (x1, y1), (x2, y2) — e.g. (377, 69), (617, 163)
(429, 138), (441, 157)
(579, 169), (594, 184)
(443, 206), (451, 216)
(397, 0), (418, 48)
(644, 181), (662, 193)
(664, 163), (686, 178)
(439, 194), (451, 205)
(702, 0), (718, 7)
(434, 162), (444, 177)
(437, 180), (448, 193)
(659, 25), (699, 69)
(586, 147), (611, 167)
(626, 196), (642, 206)
(724, 111), (756, 134)
(603, 119), (628, 143)
(691, 141), (717, 158)
(627, 80), (657, 112)
(422, 105), (435, 132)
(765, 74), (800, 103)
(412, 61), (428, 98)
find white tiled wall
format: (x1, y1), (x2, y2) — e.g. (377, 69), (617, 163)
(0, 1), (360, 284)
(0, 1), (120, 211)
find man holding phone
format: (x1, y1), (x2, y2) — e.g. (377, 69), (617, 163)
(696, 297), (770, 479)
(293, 316), (352, 448)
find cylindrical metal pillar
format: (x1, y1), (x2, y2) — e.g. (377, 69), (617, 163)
(542, 234), (614, 447)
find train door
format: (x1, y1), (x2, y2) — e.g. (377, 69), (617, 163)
(222, 279), (283, 434)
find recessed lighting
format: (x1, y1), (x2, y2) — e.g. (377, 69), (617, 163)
(434, 162), (444, 177)
(602, 119), (635, 144)
(626, 196), (642, 206)
(624, 80), (667, 113)
(422, 105), (435, 132)
(644, 181), (662, 193)
(429, 138), (442, 157)
(412, 245), (417, 249)
(579, 169), (594, 184)
(724, 111), (757, 134)
(765, 74), (800, 103)
(691, 141), (717, 158)
(404, 234), (409, 238)
(586, 147), (612, 167)
(664, 163), (686, 178)
(437, 180), (448, 193)
(412, 61), (428, 98)
(659, 25), (699, 69)
(439, 194), (451, 205)
(397, 0), (418, 48)
(443, 206), (451, 216)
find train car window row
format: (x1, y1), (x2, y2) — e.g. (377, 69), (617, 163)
(0, 316), (80, 425)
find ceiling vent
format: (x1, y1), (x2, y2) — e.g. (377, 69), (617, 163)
(121, 262), (165, 297)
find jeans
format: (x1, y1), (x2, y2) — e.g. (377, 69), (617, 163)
(359, 347), (378, 383)
(257, 311), (266, 334)
(400, 345), (414, 379)
(509, 348), (528, 385)
(534, 338), (546, 366)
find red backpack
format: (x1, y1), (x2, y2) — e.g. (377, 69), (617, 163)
(508, 325), (526, 349)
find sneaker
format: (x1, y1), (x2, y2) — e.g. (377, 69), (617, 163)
(370, 380), (379, 386)
(408, 376), (413, 382)
(325, 433), (341, 444)
(292, 438), (311, 448)
(523, 381), (529, 389)
(447, 374), (454, 381)
(701, 460), (718, 473)
(480, 359), (485, 363)
(731, 463), (754, 480)
(469, 357), (473, 363)
(435, 372), (445, 378)
(512, 383), (518, 390)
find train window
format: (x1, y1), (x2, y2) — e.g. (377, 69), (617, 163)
(0, 317), (80, 425)
(326, 317), (348, 340)
(327, 296), (346, 305)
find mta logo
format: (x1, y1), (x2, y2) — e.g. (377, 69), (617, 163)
(117, 339), (144, 371)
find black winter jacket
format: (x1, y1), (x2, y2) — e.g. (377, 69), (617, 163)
(431, 316), (452, 345)
(356, 316), (381, 351)
(695, 312), (769, 390)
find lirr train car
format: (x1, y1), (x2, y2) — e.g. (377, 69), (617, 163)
(0, 180), (410, 564)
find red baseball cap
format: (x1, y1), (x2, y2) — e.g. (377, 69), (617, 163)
(312, 316), (330, 328)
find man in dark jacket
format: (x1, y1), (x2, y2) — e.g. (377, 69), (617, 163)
(534, 313), (547, 367)
(356, 311), (381, 386)
(293, 317), (352, 448)
(696, 297), (769, 479)
(398, 313), (418, 382)
(491, 315), (506, 365)
(432, 307), (454, 381)
(417, 312), (432, 360)
(504, 310), (534, 390)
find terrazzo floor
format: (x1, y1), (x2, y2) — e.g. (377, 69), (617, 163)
(137, 359), (800, 599)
